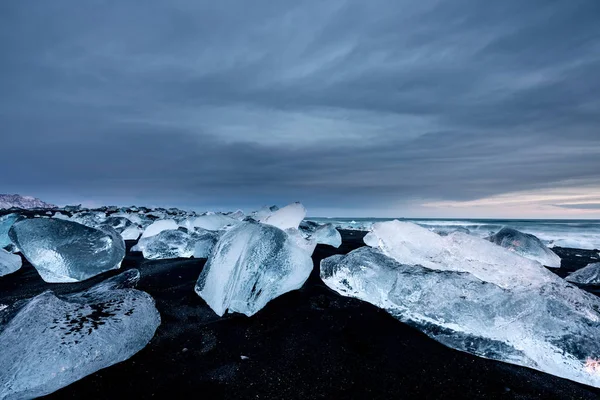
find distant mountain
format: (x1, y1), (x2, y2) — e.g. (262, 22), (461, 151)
(0, 194), (57, 209)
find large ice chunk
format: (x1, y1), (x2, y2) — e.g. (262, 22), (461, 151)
(140, 219), (179, 239)
(259, 202), (306, 230)
(488, 227), (561, 268)
(195, 221), (312, 317)
(8, 218), (125, 283)
(363, 220), (554, 289)
(0, 248), (21, 277)
(321, 246), (600, 389)
(0, 269), (160, 399)
(137, 228), (218, 260)
(566, 263), (600, 285)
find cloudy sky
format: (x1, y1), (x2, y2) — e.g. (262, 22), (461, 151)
(1, 0), (599, 217)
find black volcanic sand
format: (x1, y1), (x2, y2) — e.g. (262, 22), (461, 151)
(1, 231), (600, 399)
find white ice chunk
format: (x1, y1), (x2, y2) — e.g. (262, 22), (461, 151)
(321, 246), (600, 389)
(488, 227), (561, 268)
(187, 213), (239, 231)
(140, 219), (179, 239)
(566, 263), (600, 285)
(120, 226), (142, 241)
(285, 228), (317, 255)
(363, 220), (554, 289)
(300, 222), (341, 248)
(138, 228), (218, 260)
(0, 248), (21, 277)
(195, 221), (312, 317)
(259, 202), (306, 230)
(8, 218), (125, 283)
(0, 269), (160, 399)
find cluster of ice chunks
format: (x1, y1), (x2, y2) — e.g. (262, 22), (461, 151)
(195, 220), (312, 317)
(0, 248), (21, 277)
(488, 227), (561, 268)
(8, 218), (125, 283)
(135, 228), (219, 260)
(0, 269), (160, 399)
(566, 263), (600, 285)
(321, 220), (600, 388)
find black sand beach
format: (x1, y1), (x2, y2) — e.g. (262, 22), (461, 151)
(1, 229), (600, 399)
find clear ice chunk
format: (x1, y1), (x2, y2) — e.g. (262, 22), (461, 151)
(0, 213), (21, 249)
(0, 269), (160, 399)
(0, 248), (21, 277)
(321, 246), (600, 388)
(195, 221), (312, 317)
(300, 221), (341, 248)
(138, 228), (218, 260)
(488, 227), (561, 268)
(259, 202), (306, 230)
(8, 218), (125, 283)
(363, 220), (554, 289)
(566, 263), (600, 285)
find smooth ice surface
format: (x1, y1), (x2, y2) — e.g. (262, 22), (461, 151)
(186, 213), (239, 231)
(195, 221), (312, 317)
(321, 246), (600, 389)
(0, 269), (160, 399)
(259, 202), (306, 230)
(138, 228), (218, 260)
(0, 249), (21, 277)
(120, 226), (142, 241)
(489, 227), (561, 268)
(363, 220), (554, 289)
(567, 263), (600, 285)
(8, 218), (125, 283)
(140, 219), (179, 239)
(0, 214), (21, 249)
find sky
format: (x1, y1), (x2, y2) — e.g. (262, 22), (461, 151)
(1, 0), (599, 218)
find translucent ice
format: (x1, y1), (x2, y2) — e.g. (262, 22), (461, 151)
(138, 228), (218, 260)
(363, 220), (554, 289)
(0, 248), (21, 277)
(0, 213), (21, 249)
(488, 227), (561, 268)
(566, 263), (600, 285)
(8, 218), (125, 283)
(140, 219), (179, 239)
(259, 202), (306, 230)
(186, 213), (240, 231)
(195, 221), (312, 317)
(321, 246), (600, 388)
(299, 222), (341, 248)
(0, 269), (160, 399)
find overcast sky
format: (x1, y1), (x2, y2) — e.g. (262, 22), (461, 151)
(1, 0), (599, 217)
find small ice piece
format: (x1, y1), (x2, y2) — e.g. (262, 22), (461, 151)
(0, 213), (22, 249)
(488, 227), (561, 268)
(8, 218), (125, 283)
(566, 263), (600, 285)
(300, 222), (341, 248)
(138, 228), (218, 260)
(363, 220), (554, 290)
(0, 269), (160, 399)
(260, 202), (306, 230)
(321, 246), (600, 389)
(140, 219), (179, 239)
(188, 213), (239, 231)
(0, 248), (21, 277)
(195, 221), (312, 317)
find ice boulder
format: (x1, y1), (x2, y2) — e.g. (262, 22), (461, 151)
(0, 248), (21, 277)
(0, 213), (22, 249)
(137, 228), (218, 260)
(363, 220), (555, 289)
(140, 219), (179, 239)
(488, 227), (561, 268)
(0, 269), (160, 399)
(8, 218), (125, 283)
(195, 221), (312, 317)
(259, 202), (306, 230)
(566, 263), (600, 285)
(321, 245), (600, 389)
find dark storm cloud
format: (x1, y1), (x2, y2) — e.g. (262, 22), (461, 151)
(0, 0), (599, 214)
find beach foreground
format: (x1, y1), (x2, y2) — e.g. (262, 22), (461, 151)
(1, 230), (599, 399)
